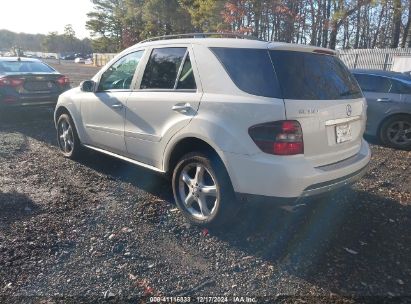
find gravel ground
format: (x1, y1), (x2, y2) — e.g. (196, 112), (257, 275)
(0, 63), (410, 303)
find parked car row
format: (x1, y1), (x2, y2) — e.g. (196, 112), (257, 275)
(1, 36), (410, 227)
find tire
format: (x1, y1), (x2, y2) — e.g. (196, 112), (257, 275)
(56, 113), (83, 159)
(379, 114), (411, 150)
(172, 151), (238, 228)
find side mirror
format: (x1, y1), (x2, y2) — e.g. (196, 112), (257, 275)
(80, 80), (95, 92)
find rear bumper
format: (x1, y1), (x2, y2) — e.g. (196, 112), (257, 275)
(300, 163), (368, 197)
(0, 94), (59, 107)
(224, 139), (371, 201)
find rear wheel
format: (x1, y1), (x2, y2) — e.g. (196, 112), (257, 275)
(57, 113), (83, 159)
(379, 115), (411, 150)
(172, 152), (238, 227)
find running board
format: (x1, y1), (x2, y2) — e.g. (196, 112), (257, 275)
(83, 144), (165, 173)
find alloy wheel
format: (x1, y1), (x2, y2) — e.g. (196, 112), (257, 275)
(178, 163), (219, 220)
(58, 118), (74, 154)
(386, 120), (411, 146)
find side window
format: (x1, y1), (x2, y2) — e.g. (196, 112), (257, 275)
(98, 51), (144, 91)
(354, 74), (391, 93)
(176, 53), (196, 90)
(141, 48), (187, 89)
(212, 48), (281, 98)
(390, 79), (411, 94)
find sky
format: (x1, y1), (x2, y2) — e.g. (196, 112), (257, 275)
(0, 0), (94, 39)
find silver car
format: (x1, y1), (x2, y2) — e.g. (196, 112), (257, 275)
(352, 69), (411, 149)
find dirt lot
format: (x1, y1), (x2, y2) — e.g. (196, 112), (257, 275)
(0, 62), (410, 303)
(45, 59), (100, 86)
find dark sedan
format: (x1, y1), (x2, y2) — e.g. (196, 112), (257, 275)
(351, 69), (411, 149)
(0, 57), (70, 108)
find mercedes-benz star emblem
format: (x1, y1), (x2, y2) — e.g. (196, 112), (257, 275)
(346, 104), (352, 117)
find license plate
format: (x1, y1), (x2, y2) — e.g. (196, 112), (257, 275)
(336, 123), (352, 143)
(24, 81), (52, 92)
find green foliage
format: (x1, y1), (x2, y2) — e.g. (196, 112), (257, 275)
(0, 30), (45, 52)
(141, 0), (194, 38)
(63, 24), (76, 39)
(179, 0), (225, 32)
(42, 30), (93, 54)
(86, 0), (124, 52)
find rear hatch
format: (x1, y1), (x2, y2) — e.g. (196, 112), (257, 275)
(269, 49), (366, 167)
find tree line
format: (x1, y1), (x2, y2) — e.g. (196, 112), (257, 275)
(0, 25), (92, 55)
(86, 0), (411, 52)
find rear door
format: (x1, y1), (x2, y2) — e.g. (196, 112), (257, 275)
(124, 46), (202, 167)
(269, 50), (366, 167)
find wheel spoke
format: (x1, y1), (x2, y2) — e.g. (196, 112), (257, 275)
(194, 165), (205, 184)
(61, 122), (68, 133)
(181, 171), (193, 187)
(388, 128), (397, 134)
(184, 192), (195, 207)
(201, 185), (217, 197)
(388, 130), (399, 139)
(398, 121), (404, 130)
(197, 196), (210, 216)
(67, 139), (73, 149)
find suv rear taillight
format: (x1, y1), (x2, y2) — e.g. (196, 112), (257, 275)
(249, 120), (304, 155)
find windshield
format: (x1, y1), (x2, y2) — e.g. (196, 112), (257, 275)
(0, 61), (56, 74)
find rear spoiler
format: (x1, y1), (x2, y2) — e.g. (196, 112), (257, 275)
(313, 49), (336, 56)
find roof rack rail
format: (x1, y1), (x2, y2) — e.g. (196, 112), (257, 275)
(138, 32), (265, 44)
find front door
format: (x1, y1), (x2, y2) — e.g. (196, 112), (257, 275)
(125, 46), (202, 167)
(81, 51), (145, 155)
(354, 74), (401, 132)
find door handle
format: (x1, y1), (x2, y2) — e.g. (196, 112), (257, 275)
(377, 98), (391, 103)
(111, 103), (124, 109)
(172, 103), (192, 112)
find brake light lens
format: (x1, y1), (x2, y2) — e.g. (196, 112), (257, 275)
(57, 76), (70, 85)
(249, 120), (304, 155)
(0, 77), (24, 87)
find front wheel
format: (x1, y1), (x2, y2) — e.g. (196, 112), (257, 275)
(172, 152), (238, 227)
(379, 115), (411, 150)
(57, 113), (83, 159)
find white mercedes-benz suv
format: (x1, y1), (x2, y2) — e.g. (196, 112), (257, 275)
(55, 34), (371, 227)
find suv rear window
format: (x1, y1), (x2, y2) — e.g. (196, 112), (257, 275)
(211, 48), (362, 100)
(269, 50), (362, 100)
